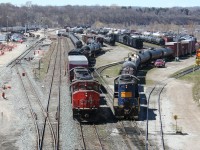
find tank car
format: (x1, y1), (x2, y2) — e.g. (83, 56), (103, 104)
(104, 33), (116, 46)
(161, 47), (173, 57)
(103, 36), (115, 46)
(70, 67), (100, 121)
(113, 60), (140, 119)
(115, 34), (143, 49)
(155, 37), (165, 45)
(69, 32), (83, 48)
(130, 37), (143, 49)
(149, 49), (164, 60)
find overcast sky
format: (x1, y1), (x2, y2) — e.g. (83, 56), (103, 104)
(0, 0), (199, 7)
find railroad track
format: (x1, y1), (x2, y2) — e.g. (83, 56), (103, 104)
(6, 38), (45, 68)
(119, 120), (146, 150)
(46, 42), (57, 73)
(94, 61), (124, 109)
(172, 65), (200, 78)
(145, 64), (200, 150)
(95, 62), (149, 149)
(0, 38), (45, 87)
(145, 82), (167, 150)
(13, 37), (64, 150)
(77, 122), (103, 150)
(15, 63), (52, 150)
(95, 60), (200, 150)
(40, 37), (62, 149)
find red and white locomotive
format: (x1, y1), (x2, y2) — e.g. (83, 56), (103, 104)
(68, 55), (100, 121)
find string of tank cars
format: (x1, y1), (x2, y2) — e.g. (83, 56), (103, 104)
(63, 29), (200, 149)
(95, 58), (200, 150)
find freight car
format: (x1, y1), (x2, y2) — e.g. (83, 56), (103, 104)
(68, 34), (102, 59)
(115, 34), (143, 49)
(56, 29), (66, 36)
(113, 47), (173, 119)
(70, 67), (100, 121)
(140, 35), (165, 46)
(103, 34), (116, 46)
(68, 32), (83, 48)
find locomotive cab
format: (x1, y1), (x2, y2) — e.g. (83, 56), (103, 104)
(114, 74), (140, 119)
(70, 67), (100, 121)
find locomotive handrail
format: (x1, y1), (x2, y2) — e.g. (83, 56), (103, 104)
(69, 66), (89, 73)
(114, 74), (140, 81)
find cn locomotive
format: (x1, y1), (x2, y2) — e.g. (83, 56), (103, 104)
(113, 47), (174, 119)
(69, 66), (100, 121)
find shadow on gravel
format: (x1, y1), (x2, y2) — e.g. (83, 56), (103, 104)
(100, 85), (107, 94)
(80, 107), (117, 125)
(137, 65), (154, 85)
(100, 95), (107, 105)
(139, 106), (157, 121)
(165, 132), (188, 136)
(138, 85), (144, 93)
(139, 93), (147, 105)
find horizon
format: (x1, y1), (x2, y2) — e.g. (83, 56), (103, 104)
(0, 0), (199, 8)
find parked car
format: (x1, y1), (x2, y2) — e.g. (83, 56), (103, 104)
(154, 59), (165, 68)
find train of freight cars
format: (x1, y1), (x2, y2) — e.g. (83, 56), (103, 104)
(68, 55), (101, 122)
(104, 33), (143, 49)
(65, 32), (102, 59)
(113, 47), (173, 119)
(68, 47), (173, 121)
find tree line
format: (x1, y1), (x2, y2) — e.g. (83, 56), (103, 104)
(0, 3), (200, 29)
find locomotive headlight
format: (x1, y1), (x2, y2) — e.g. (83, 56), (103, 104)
(126, 85), (128, 88)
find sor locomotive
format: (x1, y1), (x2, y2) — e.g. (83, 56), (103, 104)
(113, 60), (140, 119)
(70, 67), (100, 121)
(113, 47), (174, 119)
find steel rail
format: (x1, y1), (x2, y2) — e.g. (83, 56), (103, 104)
(15, 65), (41, 150)
(40, 38), (60, 150)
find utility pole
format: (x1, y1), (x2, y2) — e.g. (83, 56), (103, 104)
(25, 1), (32, 33)
(6, 16), (8, 32)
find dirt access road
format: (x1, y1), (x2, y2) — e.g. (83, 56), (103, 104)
(145, 56), (200, 150)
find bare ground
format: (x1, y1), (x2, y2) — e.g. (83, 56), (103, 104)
(145, 56), (200, 150)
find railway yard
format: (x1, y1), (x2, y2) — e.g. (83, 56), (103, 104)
(0, 28), (200, 150)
